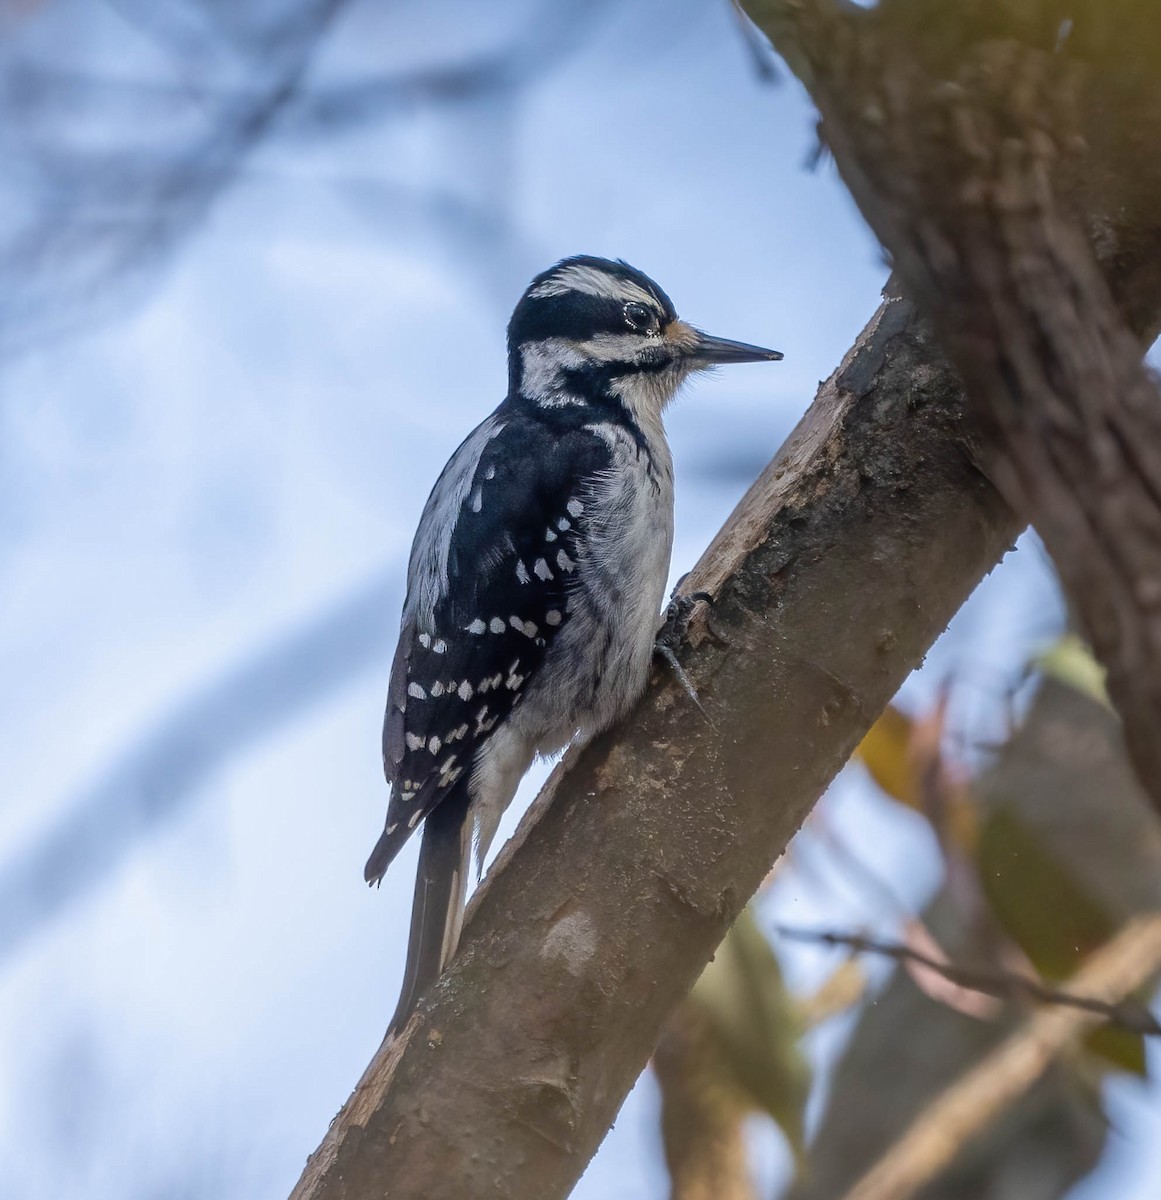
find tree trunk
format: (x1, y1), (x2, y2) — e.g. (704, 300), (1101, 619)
(745, 0), (1161, 813)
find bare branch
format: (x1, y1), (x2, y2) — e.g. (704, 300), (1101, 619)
(778, 925), (1161, 1036)
(0, 0), (618, 357)
(838, 914), (1161, 1200)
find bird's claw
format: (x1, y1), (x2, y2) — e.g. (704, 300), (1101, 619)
(659, 584), (714, 651)
(654, 585), (715, 720)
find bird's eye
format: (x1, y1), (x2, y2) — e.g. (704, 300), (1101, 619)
(624, 301), (655, 332)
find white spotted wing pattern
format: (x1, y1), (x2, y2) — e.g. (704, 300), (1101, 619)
(375, 412), (611, 859)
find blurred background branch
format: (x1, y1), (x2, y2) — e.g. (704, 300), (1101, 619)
(0, 0), (616, 356)
(840, 915), (1161, 1200)
(0, 569), (394, 964)
(777, 927), (1161, 1038)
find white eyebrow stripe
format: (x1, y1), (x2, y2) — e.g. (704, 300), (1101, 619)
(530, 264), (657, 308)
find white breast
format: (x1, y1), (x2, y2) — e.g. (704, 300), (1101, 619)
(513, 423), (674, 749)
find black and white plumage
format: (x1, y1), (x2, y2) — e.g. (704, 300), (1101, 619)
(366, 255), (782, 1035)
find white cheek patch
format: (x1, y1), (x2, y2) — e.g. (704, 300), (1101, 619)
(576, 332), (655, 363)
(520, 340), (587, 403)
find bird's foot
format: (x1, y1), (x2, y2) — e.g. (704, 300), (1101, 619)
(654, 585), (715, 718)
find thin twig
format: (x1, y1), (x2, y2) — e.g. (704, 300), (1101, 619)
(838, 914), (1161, 1200)
(777, 925), (1161, 1036)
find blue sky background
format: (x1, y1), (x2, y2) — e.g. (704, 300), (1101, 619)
(0, 2), (1157, 1196)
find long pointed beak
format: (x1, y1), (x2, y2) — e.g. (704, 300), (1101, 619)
(688, 329), (783, 365)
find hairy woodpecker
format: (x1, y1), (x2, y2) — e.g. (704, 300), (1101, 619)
(366, 255), (782, 1034)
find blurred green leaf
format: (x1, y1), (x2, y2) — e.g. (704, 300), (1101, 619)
(1033, 634), (1110, 707)
(976, 670), (1161, 1076)
(978, 807), (1148, 1074)
(1085, 1023), (1148, 1076)
(854, 700), (977, 851)
(855, 703), (919, 808)
(979, 808), (1114, 981)
(689, 909), (812, 1165)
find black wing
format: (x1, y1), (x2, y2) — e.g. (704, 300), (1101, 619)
(366, 410), (610, 881)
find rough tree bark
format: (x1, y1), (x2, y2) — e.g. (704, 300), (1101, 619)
(288, 10), (1161, 1196)
(746, 0), (1161, 813)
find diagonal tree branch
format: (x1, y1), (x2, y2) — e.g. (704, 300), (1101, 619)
(290, 295), (1022, 1200)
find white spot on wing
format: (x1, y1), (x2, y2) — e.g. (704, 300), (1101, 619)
(457, 680), (473, 701)
(408, 682), (427, 700)
(429, 735), (442, 755)
(489, 617), (505, 634)
(433, 638), (447, 654)
(418, 632), (431, 648)
(469, 487), (483, 513)
(516, 560), (530, 585)
(534, 558), (552, 581)
(468, 618), (486, 635)
(545, 609), (562, 626)
(430, 681), (445, 697)
(406, 733), (425, 752)
(567, 498), (584, 518)
(556, 549), (576, 573)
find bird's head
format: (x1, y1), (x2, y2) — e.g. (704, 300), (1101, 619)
(506, 256), (782, 425)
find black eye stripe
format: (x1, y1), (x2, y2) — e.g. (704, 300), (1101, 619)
(512, 295), (635, 344)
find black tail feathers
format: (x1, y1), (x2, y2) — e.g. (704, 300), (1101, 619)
(384, 782), (473, 1038)
(364, 818), (408, 886)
